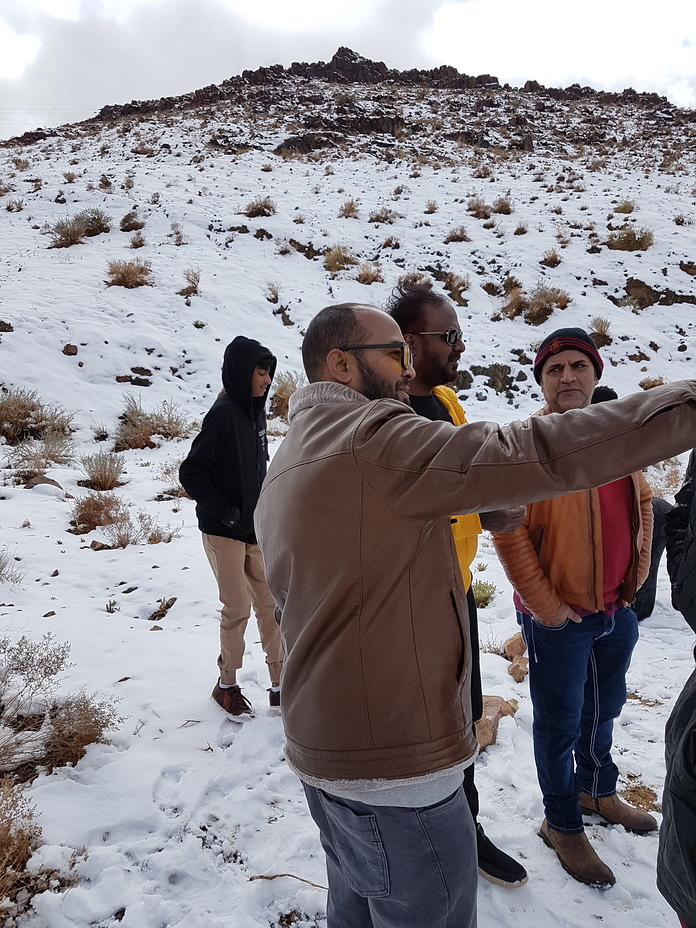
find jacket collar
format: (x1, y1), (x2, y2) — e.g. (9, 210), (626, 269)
(288, 382), (369, 421)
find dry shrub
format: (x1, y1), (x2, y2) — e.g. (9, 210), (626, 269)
(368, 207), (399, 224)
(70, 491), (126, 534)
(129, 230), (146, 249)
(102, 510), (179, 547)
(444, 273), (470, 306)
(62, 171), (77, 183)
(0, 388), (73, 446)
(114, 395), (193, 451)
(0, 778), (40, 903)
(324, 245), (358, 276)
(614, 200), (635, 214)
(590, 316), (611, 337)
(502, 287), (526, 320)
(43, 692), (122, 771)
(0, 546), (25, 586)
(356, 262), (383, 285)
(472, 163), (492, 179)
(467, 196), (491, 219)
(169, 221), (187, 246)
(75, 207), (110, 237)
(269, 370), (306, 423)
(444, 226), (470, 243)
(424, 199), (438, 214)
(79, 450), (125, 490)
(178, 267), (200, 297)
(266, 282), (280, 304)
(119, 209), (145, 232)
(539, 248), (561, 268)
(397, 270), (433, 290)
(6, 198), (24, 213)
(526, 283), (571, 325)
(105, 259), (153, 288)
(639, 375), (666, 390)
(514, 222), (528, 235)
(155, 458), (189, 501)
(243, 196), (276, 218)
(260, 163), (273, 172)
(492, 195), (513, 215)
(607, 226), (654, 251)
(49, 216), (85, 248)
(338, 199), (359, 218)
(9, 430), (75, 480)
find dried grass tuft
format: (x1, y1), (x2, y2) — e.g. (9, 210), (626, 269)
(269, 371), (306, 424)
(79, 450), (125, 490)
(242, 196), (276, 218)
(105, 259), (153, 288)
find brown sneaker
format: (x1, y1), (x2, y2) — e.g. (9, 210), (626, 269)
(212, 682), (254, 719)
(579, 792), (658, 835)
(538, 819), (616, 888)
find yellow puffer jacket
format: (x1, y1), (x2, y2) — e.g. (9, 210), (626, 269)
(433, 386), (482, 589)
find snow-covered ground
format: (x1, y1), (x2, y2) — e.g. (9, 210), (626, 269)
(1, 70), (695, 927)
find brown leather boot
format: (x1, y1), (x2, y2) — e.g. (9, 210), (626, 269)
(578, 791), (658, 835)
(538, 819), (616, 888)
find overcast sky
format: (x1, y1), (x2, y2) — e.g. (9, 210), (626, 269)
(1, 0), (694, 141)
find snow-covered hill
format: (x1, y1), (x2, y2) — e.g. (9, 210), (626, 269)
(1, 49), (695, 928)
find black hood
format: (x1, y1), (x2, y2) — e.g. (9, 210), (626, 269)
(221, 336), (276, 417)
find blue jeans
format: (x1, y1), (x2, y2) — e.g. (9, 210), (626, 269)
(302, 784), (477, 928)
(519, 606), (639, 834)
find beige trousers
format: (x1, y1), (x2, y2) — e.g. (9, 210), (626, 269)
(202, 533), (283, 686)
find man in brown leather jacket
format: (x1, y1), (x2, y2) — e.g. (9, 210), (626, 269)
(493, 328), (657, 890)
(255, 305), (696, 928)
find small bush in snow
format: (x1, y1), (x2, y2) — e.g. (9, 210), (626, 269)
(49, 216), (86, 248)
(323, 245), (358, 277)
(424, 200), (438, 214)
(0, 777), (41, 902)
(0, 388), (73, 446)
(0, 546), (25, 586)
(338, 198), (359, 219)
(472, 580), (498, 608)
(606, 226), (654, 251)
(105, 259), (153, 288)
(113, 396), (194, 451)
(368, 207), (400, 225)
(466, 196), (491, 220)
(355, 262), (383, 285)
(102, 510), (179, 547)
(614, 200), (635, 214)
(539, 248), (561, 268)
(75, 207), (111, 237)
(444, 226), (470, 243)
(79, 450), (125, 490)
(70, 491), (127, 534)
(177, 267), (200, 297)
(129, 230), (146, 249)
(492, 195), (513, 214)
(119, 209), (145, 232)
(242, 196), (276, 218)
(269, 371), (306, 424)
(5, 198), (24, 213)
(9, 430), (75, 481)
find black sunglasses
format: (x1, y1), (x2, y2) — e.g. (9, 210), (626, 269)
(416, 329), (464, 347)
(339, 342), (412, 371)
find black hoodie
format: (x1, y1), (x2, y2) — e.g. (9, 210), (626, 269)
(179, 336), (276, 542)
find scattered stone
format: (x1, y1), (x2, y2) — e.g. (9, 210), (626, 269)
(475, 695), (518, 751)
(503, 631), (526, 661)
(25, 476), (63, 490)
(508, 655), (529, 683)
(62, 344), (78, 356)
(43, 611), (56, 617)
(0, 320), (13, 332)
(51, 569), (59, 577)
(147, 596), (177, 621)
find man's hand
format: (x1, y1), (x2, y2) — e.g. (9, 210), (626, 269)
(535, 603), (583, 626)
(480, 506), (526, 533)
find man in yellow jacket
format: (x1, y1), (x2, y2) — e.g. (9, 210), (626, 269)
(388, 279), (528, 888)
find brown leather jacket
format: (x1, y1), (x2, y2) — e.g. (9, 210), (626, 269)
(255, 380), (696, 782)
(493, 471), (653, 623)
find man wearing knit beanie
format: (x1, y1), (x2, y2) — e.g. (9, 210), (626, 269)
(493, 327), (656, 888)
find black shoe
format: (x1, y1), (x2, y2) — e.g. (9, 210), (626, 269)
(476, 824), (528, 888)
(268, 688), (280, 708)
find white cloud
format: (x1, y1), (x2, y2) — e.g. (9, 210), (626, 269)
(218, 0), (378, 32)
(0, 21), (40, 79)
(425, 0), (696, 105)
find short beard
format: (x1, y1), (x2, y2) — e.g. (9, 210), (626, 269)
(356, 352), (397, 401)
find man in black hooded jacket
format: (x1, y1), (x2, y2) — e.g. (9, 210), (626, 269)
(180, 336), (283, 717)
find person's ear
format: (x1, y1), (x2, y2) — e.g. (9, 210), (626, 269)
(325, 348), (353, 385)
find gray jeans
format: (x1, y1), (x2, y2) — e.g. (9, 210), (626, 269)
(303, 783), (477, 928)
